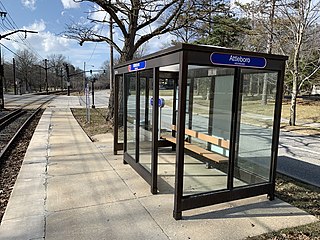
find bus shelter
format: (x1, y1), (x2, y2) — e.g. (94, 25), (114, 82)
(113, 43), (288, 220)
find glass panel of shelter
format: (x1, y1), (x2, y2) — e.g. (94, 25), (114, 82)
(138, 69), (153, 172)
(124, 63), (280, 195)
(126, 73), (137, 160)
(234, 69), (279, 186)
(182, 65), (234, 195)
(177, 66), (280, 197)
(124, 68), (178, 180)
(114, 74), (124, 154)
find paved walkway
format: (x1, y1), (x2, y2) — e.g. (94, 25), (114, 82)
(0, 96), (318, 240)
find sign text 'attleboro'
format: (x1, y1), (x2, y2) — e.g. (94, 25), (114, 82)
(210, 53), (267, 68)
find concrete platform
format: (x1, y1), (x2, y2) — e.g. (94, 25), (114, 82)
(0, 95), (318, 240)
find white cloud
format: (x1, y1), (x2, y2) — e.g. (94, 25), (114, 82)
(89, 6), (107, 22)
(7, 19), (73, 58)
(61, 0), (80, 9)
(24, 19), (46, 32)
(21, 0), (36, 10)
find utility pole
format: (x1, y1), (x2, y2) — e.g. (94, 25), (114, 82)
(109, 16), (114, 91)
(91, 78), (96, 109)
(13, 58), (17, 95)
(0, 12), (37, 108)
(44, 59), (48, 94)
(0, 47), (3, 110)
(39, 66), (42, 92)
(66, 64), (70, 96)
(60, 68), (63, 91)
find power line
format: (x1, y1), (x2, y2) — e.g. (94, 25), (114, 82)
(86, 13), (107, 64)
(0, 0), (44, 60)
(0, 43), (21, 59)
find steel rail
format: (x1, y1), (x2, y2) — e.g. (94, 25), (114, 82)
(0, 98), (53, 162)
(0, 108), (40, 161)
(0, 109), (26, 130)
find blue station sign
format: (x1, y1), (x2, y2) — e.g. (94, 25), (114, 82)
(128, 61), (146, 72)
(150, 97), (165, 108)
(210, 53), (267, 68)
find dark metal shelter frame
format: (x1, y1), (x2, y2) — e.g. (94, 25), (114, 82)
(113, 43), (288, 220)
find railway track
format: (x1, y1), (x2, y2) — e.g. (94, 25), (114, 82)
(0, 94), (55, 221)
(0, 96), (55, 162)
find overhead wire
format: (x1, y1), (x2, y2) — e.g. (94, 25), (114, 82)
(86, 13), (107, 65)
(0, 0), (44, 60)
(0, 42), (21, 59)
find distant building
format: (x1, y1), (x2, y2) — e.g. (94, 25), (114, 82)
(311, 84), (320, 95)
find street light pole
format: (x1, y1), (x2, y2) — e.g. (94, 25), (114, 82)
(83, 62), (89, 122)
(65, 64), (70, 96)
(91, 78), (96, 109)
(109, 16), (114, 91)
(13, 58), (17, 95)
(0, 47), (4, 110)
(60, 68), (63, 91)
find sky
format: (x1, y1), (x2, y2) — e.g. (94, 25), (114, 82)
(0, 0), (143, 70)
(0, 0), (249, 71)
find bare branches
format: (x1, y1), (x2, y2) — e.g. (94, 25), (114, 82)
(64, 0), (189, 62)
(62, 21), (122, 54)
(137, 0), (180, 31)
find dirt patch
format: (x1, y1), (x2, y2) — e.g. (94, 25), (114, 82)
(71, 108), (113, 139)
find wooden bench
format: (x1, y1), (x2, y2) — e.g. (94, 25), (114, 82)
(161, 126), (229, 164)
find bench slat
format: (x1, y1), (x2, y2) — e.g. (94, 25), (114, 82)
(161, 136), (228, 163)
(171, 125), (229, 149)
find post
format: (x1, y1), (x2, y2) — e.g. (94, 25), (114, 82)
(13, 58), (17, 95)
(85, 77), (90, 123)
(39, 65), (42, 92)
(83, 62), (86, 94)
(60, 68), (63, 91)
(91, 78), (95, 108)
(66, 64), (70, 96)
(0, 47), (4, 110)
(45, 59), (48, 94)
(109, 17), (114, 91)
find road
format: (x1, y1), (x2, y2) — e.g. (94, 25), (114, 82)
(158, 101), (320, 187)
(278, 131), (320, 187)
(111, 93), (320, 187)
(5, 91), (319, 187)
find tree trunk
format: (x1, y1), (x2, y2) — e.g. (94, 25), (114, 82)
(249, 75), (253, 96)
(261, 0), (276, 105)
(261, 73), (268, 105)
(290, 48), (300, 126)
(289, 76), (297, 126)
(106, 37), (135, 123)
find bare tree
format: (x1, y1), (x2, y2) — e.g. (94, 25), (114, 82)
(239, 0), (320, 123)
(64, 0), (189, 120)
(276, 0), (320, 125)
(238, 0), (278, 104)
(98, 59), (111, 89)
(15, 49), (38, 93)
(4, 61), (14, 93)
(65, 0), (187, 61)
(47, 54), (68, 90)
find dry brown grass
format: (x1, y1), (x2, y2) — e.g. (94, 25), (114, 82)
(281, 99), (320, 124)
(71, 108), (113, 138)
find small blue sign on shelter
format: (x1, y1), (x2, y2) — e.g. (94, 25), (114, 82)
(128, 61), (147, 72)
(210, 53), (266, 68)
(150, 97), (165, 108)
